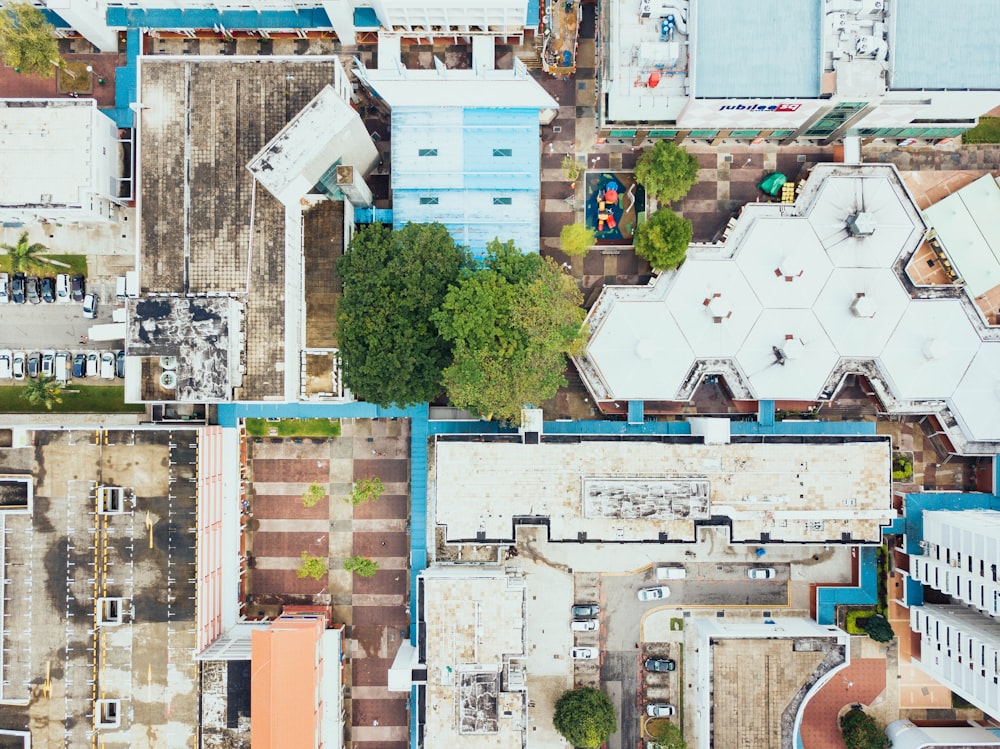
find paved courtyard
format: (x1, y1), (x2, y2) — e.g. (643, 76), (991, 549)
(245, 418), (411, 749)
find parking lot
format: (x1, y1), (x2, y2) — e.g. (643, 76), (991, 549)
(0, 279), (117, 350)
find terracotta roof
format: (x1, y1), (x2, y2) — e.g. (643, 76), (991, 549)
(251, 616), (325, 749)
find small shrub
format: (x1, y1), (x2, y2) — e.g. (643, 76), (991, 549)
(344, 555), (379, 577)
(302, 482), (326, 508)
(560, 223), (596, 257)
(296, 552), (328, 581)
(891, 452), (912, 481)
(347, 476), (384, 506)
(845, 609), (876, 635)
(840, 707), (890, 749)
(561, 154), (583, 182)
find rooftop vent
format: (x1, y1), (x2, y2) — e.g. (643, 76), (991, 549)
(850, 293), (876, 318)
(706, 294), (732, 323)
(922, 337), (948, 361)
(847, 212), (877, 237)
(160, 370), (177, 390)
(780, 337), (805, 360)
(776, 256), (804, 280)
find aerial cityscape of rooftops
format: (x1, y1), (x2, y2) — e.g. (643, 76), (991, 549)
(2, 1), (1000, 748)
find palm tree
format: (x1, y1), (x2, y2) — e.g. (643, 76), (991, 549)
(20, 375), (62, 410)
(1, 231), (50, 274)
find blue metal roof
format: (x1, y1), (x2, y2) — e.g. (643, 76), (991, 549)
(891, 0), (1000, 90)
(391, 107), (542, 255)
(353, 6), (380, 29)
(106, 6), (332, 29)
(525, 0), (540, 27)
(694, 0), (821, 98)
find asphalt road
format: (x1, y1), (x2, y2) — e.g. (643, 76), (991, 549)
(602, 650), (642, 749)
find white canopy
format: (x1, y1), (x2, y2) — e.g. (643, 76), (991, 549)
(923, 175), (1000, 298)
(736, 310), (839, 401)
(813, 268), (910, 358)
(806, 175), (924, 268)
(666, 259), (762, 357)
(735, 217), (832, 308)
(587, 300), (694, 399)
(878, 300), (981, 399)
(949, 343), (1000, 443)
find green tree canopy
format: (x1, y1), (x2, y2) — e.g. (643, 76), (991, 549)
(840, 708), (890, 749)
(633, 141), (700, 204)
(347, 477), (384, 506)
(1, 230), (50, 274)
(634, 209), (693, 272)
(296, 552), (328, 581)
(433, 239), (585, 422)
(647, 719), (686, 749)
(861, 614), (895, 643)
(560, 223), (596, 258)
(343, 555), (379, 577)
(0, 3), (62, 78)
(336, 222), (468, 407)
(553, 688), (617, 749)
(20, 375), (62, 410)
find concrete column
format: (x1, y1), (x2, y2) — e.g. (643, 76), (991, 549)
(321, 0), (356, 44)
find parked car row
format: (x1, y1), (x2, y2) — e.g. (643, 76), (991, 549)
(0, 350), (124, 382)
(0, 272), (87, 306)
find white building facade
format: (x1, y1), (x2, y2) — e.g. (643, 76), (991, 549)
(910, 604), (1000, 718)
(910, 510), (1000, 619)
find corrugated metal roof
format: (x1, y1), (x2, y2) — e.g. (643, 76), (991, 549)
(391, 107), (542, 254)
(693, 0), (821, 98)
(890, 0), (1000, 90)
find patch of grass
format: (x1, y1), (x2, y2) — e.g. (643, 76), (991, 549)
(669, 617), (684, 631)
(0, 385), (144, 413)
(57, 61), (93, 94)
(845, 609), (877, 635)
(963, 117), (1000, 144)
(245, 418), (341, 438)
(0, 253), (88, 276)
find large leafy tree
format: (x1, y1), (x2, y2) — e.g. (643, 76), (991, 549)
(861, 614), (894, 643)
(634, 209), (693, 272)
(553, 688), (617, 749)
(20, 375), (62, 410)
(0, 3), (62, 78)
(336, 222), (468, 407)
(2, 230), (50, 274)
(433, 239), (585, 422)
(648, 719), (687, 749)
(840, 708), (890, 749)
(634, 140), (699, 204)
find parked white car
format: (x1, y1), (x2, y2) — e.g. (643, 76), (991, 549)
(12, 351), (26, 380)
(100, 351), (116, 380)
(41, 351), (55, 378)
(571, 647), (599, 660)
(0, 351), (11, 379)
(0, 272), (9, 304)
(655, 566), (686, 580)
(637, 586), (671, 602)
(646, 704), (675, 718)
(571, 619), (600, 632)
(747, 567), (776, 580)
(55, 274), (70, 303)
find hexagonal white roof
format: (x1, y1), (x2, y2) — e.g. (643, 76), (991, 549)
(587, 300), (694, 400)
(736, 310), (839, 401)
(878, 300), (981, 400)
(666, 259), (762, 358)
(806, 175), (924, 268)
(735, 217), (832, 308)
(813, 268), (911, 358)
(950, 343), (1000, 443)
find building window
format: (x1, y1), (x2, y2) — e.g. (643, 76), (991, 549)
(95, 700), (122, 729)
(771, 130), (795, 137)
(609, 129), (636, 137)
(493, 197), (512, 205)
(492, 148), (513, 157)
(418, 148), (438, 157)
(648, 130), (678, 138)
(419, 197), (439, 205)
(689, 130), (720, 138)
(730, 130), (761, 138)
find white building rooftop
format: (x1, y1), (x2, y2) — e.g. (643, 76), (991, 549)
(734, 217), (832, 308)
(813, 268), (910, 358)
(433, 437), (892, 545)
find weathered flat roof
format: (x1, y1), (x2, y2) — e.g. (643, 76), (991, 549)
(421, 568), (525, 749)
(434, 437), (892, 544)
